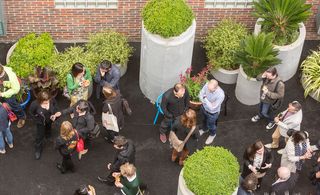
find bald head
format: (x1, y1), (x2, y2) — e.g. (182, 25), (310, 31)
(207, 79), (218, 92)
(277, 167), (291, 180)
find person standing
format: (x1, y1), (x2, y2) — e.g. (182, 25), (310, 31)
(251, 67), (285, 130)
(159, 83), (190, 143)
(0, 64), (26, 128)
(55, 121), (78, 174)
(0, 103), (14, 154)
(270, 167), (298, 195)
(94, 60), (120, 99)
(265, 101), (302, 149)
(66, 63), (92, 106)
(199, 79), (225, 145)
(29, 90), (58, 160)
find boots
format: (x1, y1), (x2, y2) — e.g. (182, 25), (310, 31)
(171, 149), (178, 162)
(179, 149), (189, 166)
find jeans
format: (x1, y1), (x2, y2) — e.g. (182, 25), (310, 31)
(0, 126), (13, 150)
(258, 102), (273, 122)
(3, 96), (26, 119)
(201, 106), (219, 136)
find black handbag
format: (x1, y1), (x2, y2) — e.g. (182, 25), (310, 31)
(89, 123), (100, 139)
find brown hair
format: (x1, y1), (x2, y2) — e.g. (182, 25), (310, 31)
(102, 86), (117, 99)
(71, 62), (84, 77)
(180, 109), (196, 129)
(37, 90), (50, 104)
(292, 131), (307, 145)
(120, 163), (136, 177)
(242, 173), (258, 191)
(245, 140), (264, 161)
(113, 136), (128, 147)
(266, 67), (278, 77)
(60, 121), (75, 140)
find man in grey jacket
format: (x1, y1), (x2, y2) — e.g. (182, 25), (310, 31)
(265, 101), (302, 149)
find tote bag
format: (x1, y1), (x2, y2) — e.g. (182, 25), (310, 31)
(102, 104), (119, 132)
(169, 126), (196, 152)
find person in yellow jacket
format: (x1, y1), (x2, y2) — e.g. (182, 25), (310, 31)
(0, 65), (26, 128)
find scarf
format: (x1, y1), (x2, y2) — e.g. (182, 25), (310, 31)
(294, 141), (307, 171)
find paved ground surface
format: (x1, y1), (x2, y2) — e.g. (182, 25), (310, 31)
(0, 40), (319, 195)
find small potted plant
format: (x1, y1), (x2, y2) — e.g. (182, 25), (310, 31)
(140, 0), (196, 102)
(180, 66), (209, 110)
(178, 146), (240, 195)
(86, 30), (134, 76)
(253, 0), (312, 81)
(235, 33), (281, 105)
(204, 19), (248, 84)
(301, 49), (320, 102)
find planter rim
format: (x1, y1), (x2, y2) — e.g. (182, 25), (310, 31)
(214, 67), (239, 74)
(239, 65), (259, 82)
(142, 19), (196, 46)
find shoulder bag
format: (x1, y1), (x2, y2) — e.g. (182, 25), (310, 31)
(102, 104), (119, 132)
(169, 126), (196, 152)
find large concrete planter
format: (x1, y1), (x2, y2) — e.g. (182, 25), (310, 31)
(211, 68), (239, 84)
(115, 63), (127, 77)
(254, 18), (306, 81)
(235, 65), (262, 105)
(301, 74), (320, 102)
(140, 20), (196, 102)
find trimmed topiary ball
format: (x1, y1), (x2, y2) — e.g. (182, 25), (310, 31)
(142, 0), (194, 38)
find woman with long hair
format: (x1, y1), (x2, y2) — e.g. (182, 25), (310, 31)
(55, 121), (78, 174)
(170, 109), (199, 166)
(241, 140), (273, 189)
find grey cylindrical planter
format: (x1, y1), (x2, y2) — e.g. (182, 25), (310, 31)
(301, 74), (320, 102)
(115, 63), (127, 77)
(140, 20), (196, 102)
(211, 68), (239, 84)
(235, 65), (262, 105)
(254, 18), (306, 82)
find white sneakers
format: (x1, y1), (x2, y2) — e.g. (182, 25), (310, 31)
(205, 135), (216, 145)
(0, 149), (5, 154)
(251, 115), (261, 122)
(266, 122), (276, 130)
(199, 129), (208, 136)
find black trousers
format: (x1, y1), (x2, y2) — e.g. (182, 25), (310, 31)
(159, 117), (175, 135)
(60, 153), (74, 173)
(35, 123), (52, 152)
(105, 129), (119, 142)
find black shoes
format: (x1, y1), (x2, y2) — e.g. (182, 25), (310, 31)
(97, 176), (114, 186)
(56, 163), (66, 174)
(35, 151), (41, 160)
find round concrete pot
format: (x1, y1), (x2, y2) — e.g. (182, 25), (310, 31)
(140, 20), (196, 102)
(211, 68), (239, 84)
(301, 74), (320, 102)
(115, 63), (127, 77)
(254, 18), (306, 82)
(235, 65), (262, 105)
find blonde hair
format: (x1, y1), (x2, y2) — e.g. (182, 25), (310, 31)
(120, 163), (136, 177)
(60, 121), (75, 140)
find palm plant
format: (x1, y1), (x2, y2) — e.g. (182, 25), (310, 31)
(253, 0), (312, 46)
(301, 49), (320, 101)
(236, 33), (281, 78)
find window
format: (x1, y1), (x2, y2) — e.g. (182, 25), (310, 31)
(0, 0), (5, 35)
(205, 0), (254, 8)
(55, 0), (118, 9)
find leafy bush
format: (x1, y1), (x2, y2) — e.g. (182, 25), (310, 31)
(86, 30), (134, 66)
(7, 33), (55, 78)
(235, 33), (281, 78)
(184, 146), (240, 195)
(142, 0), (194, 38)
(301, 49), (320, 101)
(253, 0), (312, 46)
(51, 46), (97, 88)
(204, 19), (248, 70)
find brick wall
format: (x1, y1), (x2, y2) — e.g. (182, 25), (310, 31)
(0, 0), (319, 43)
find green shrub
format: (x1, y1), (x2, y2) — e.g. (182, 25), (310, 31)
(235, 33), (281, 78)
(142, 0), (194, 38)
(253, 0), (312, 46)
(7, 33), (55, 78)
(301, 49), (320, 101)
(204, 19), (248, 70)
(86, 30), (134, 66)
(184, 146), (240, 195)
(51, 46), (97, 88)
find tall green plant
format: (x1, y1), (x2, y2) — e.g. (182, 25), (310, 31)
(204, 19), (248, 70)
(86, 30), (133, 66)
(236, 33), (281, 78)
(184, 147), (240, 195)
(301, 49), (320, 101)
(8, 33), (55, 78)
(142, 0), (194, 38)
(253, 0), (312, 46)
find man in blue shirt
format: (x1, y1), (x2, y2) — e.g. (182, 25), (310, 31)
(199, 79), (225, 145)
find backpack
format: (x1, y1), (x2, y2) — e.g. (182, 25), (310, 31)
(271, 80), (284, 110)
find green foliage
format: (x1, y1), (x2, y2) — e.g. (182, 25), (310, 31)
(86, 30), (134, 66)
(142, 0), (194, 38)
(253, 0), (312, 46)
(235, 33), (281, 78)
(7, 33), (55, 78)
(204, 19), (248, 70)
(301, 49), (320, 101)
(51, 46), (97, 88)
(184, 147), (240, 195)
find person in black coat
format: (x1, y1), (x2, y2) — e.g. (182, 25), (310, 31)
(55, 121), (78, 174)
(102, 86), (124, 143)
(270, 166), (298, 195)
(241, 140), (274, 189)
(159, 83), (190, 143)
(53, 100), (96, 160)
(29, 90), (58, 160)
(98, 135), (136, 185)
(171, 109), (199, 166)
